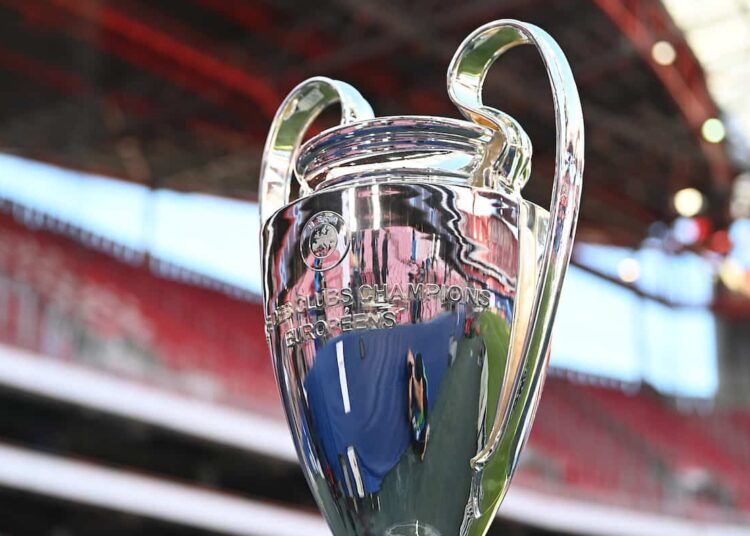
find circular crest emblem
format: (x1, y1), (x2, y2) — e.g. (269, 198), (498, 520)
(300, 211), (349, 271)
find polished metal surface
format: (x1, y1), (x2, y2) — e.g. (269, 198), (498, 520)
(259, 19), (583, 536)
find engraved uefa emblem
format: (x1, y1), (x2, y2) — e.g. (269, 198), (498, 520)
(300, 211), (349, 271)
(311, 223), (337, 258)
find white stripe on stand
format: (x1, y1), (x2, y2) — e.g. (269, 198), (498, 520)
(500, 486), (750, 536)
(0, 343), (296, 461)
(336, 341), (351, 414)
(346, 446), (365, 499)
(0, 442), (328, 536)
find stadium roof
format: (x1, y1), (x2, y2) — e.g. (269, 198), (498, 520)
(663, 0), (750, 166)
(0, 0), (738, 247)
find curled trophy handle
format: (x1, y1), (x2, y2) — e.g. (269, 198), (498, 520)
(258, 77), (374, 226)
(447, 24), (534, 191)
(448, 20), (584, 469)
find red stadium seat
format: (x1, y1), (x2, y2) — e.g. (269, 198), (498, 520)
(1, 209), (749, 518)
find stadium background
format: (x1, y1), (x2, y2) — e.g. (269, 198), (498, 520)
(0, 0), (749, 534)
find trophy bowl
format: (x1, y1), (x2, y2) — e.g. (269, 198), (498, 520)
(259, 19), (583, 536)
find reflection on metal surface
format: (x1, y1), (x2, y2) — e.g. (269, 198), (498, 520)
(259, 19), (583, 536)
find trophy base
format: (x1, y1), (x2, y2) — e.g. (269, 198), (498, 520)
(386, 521), (441, 536)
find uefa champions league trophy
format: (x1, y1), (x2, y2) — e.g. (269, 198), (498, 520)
(259, 19), (583, 536)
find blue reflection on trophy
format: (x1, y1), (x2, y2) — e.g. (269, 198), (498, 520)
(304, 312), (465, 498)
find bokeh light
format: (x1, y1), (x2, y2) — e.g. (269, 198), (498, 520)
(673, 188), (705, 217)
(651, 40), (677, 65)
(701, 117), (726, 143)
(617, 257), (641, 283)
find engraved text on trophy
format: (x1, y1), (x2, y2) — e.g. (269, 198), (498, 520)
(267, 283), (492, 347)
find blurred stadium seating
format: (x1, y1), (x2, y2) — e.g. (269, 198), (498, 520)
(0, 202), (275, 409)
(1, 0), (750, 534)
(1, 201), (749, 534)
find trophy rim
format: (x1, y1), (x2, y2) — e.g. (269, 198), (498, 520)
(295, 115), (506, 193)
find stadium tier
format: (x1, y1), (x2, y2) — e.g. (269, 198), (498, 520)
(0, 202), (276, 412)
(1, 203), (748, 531)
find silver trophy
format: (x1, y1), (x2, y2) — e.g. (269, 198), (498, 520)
(259, 19), (583, 536)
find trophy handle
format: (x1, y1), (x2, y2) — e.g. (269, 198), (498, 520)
(447, 20), (584, 470)
(258, 77), (374, 226)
